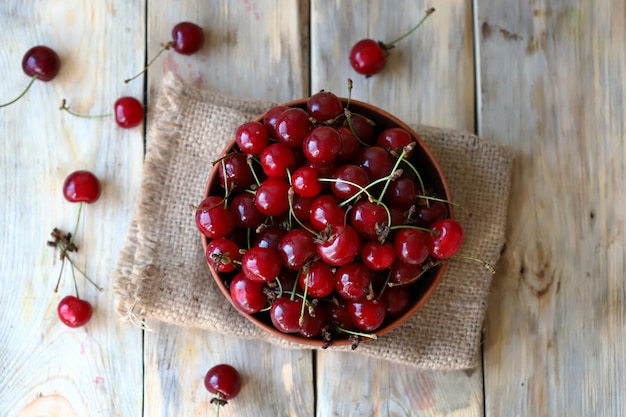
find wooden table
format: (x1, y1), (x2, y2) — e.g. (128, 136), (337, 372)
(2, 1), (624, 416)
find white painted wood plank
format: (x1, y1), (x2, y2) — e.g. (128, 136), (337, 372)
(0, 1), (145, 416)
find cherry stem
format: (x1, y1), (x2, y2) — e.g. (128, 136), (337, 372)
(53, 257), (66, 293)
(376, 269), (393, 300)
(387, 259), (445, 288)
(59, 98), (112, 119)
(344, 108), (369, 147)
(317, 177), (376, 205)
(399, 158), (426, 202)
(299, 271), (309, 326)
(125, 42), (173, 84)
(69, 202), (83, 246)
(416, 194), (469, 213)
(453, 254), (496, 274)
(388, 224), (433, 233)
(246, 155), (263, 186)
(345, 78), (353, 109)
(287, 188), (318, 235)
(335, 326), (378, 340)
(377, 144), (414, 202)
(70, 256), (80, 299)
(386, 7), (435, 47)
(61, 250), (104, 291)
(0, 75), (38, 108)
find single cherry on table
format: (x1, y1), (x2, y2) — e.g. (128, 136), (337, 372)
(204, 363), (242, 415)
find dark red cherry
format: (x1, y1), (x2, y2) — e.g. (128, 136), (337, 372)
(57, 295), (93, 328)
(348, 114), (376, 144)
(299, 304), (330, 338)
(229, 272), (267, 314)
(337, 127), (361, 163)
(270, 297), (303, 333)
(259, 143), (295, 178)
(383, 177), (418, 210)
(241, 247), (282, 282)
(195, 196), (236, 239)
(254, 178), (290, 216)
(427, 218), (464, 260)
(22, 45), (61, 81)
(254, 226), (287, 249)
(62, 170), (101, 204)
(306, 91), (344, 121)
(114, 96), (144, 128)
(263, 105), (289, 138)
(298, 259), (335, 298)
(393, 228), (429, 265)
(275, 107), (312, 148)
(171, 22), (205, 55)
(230, 192), (266, 229)
(291, 166), (322, 197)
(277, 229), (317, 271)
(415, 201), (449, 227)
(309, 194), (346, 231)
(380, 286), (412, 317)
(236, 121), (269, 155)
(349, 200), (388, 240)
(330, 164), (370, 200)
(347, 298), (386, 331)
(291, 194), (315, 221)
(349, 39), (387, 77)
(316, 225), (360, 266)
(328, 300), (355, 330)
(390, 259), (423, 285)
(361, 241), (396, 271)
(204, 364), (241, 401)
(303, 126), (342, 166)
(218, 153), (255, 194)
(376, 127), (414, 154)
(355, 146), (394, 180)
(205, 238), (241, 273)
(335, 262), (372, 301)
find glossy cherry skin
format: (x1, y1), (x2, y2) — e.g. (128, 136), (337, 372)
(309, 194), (346, 231)
(298, 259), (335, 298)
(254, 178), (291, 216)
(62, 170), (101, 203)
(270, 297), (303, 333)
(393, 228), (430, 265)
(57, 296), (93, 328)
(242, 247), (282, 282)
(22, 45), (61, 81)
(335, 262), (372, 301)
(349, 39), (387, 77)
(299, 304), (330, 338)
(383, 177), (418, 210)
(291, 166), (322, 197)
(205, 238), (241, 273)
(218, 153), (255, 193)
(376, 127), (414, 154)
(195, 196), (236, 239)
(171, 22), (205, 55)
(230, 192), (266, 229)
(380, 286), (412, 317)
(390, 259), (423, 285)
(277, 229), (317, 271)
(361, 240), (396, 271)
(114, 97), (144, 128)
(330, 164), (370, 200)
(259, 143), (295, 178)
(204, 364), (241, 400)
(316, 225), (360, 266)
(254, 226), (287, 250)
(306, 91), (344, 121)
(302, 126), (342, 166)
(236, 121), (269, 155)
(349, 200), (388, 240)
(428, 218), (464, 259)
(355, 146), (394, 180)
(229, 272), (267, 314)
(347, 298), (386, 331)
(263, 105), (289, 138)
(275, 107), (312, 148)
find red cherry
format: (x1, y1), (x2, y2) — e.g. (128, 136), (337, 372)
(355, 146), (394, 180)
(376, 127), (414, 154)
(254, 226), (287, 249)
(309, 194), (346, 231)
(428, 218), (464, 259)
(330, 164), (370, 200)
(230, 192), (265, 229)
(277, 229), (317, 271)
(393, 228), (430, 265)
(218, 153), (255, 193)
(306, 91), (344, 122)
(349, 39), (387, 77)
(316, 225), (360, 266)
(349, 200), (388, 240)
(299, 304), (330, 338)
(390, 259), (423, 285)
(254, 178), (290, 216)
(270, 297), (303, 333)
(229, 272), (267, 314)
(171, 22), (205, 55)
(236, 121), (269, 155)
(204, 364), (241, 401)
(415, 201), (449, 227)
(259, 143), (295, 178)
(361, 240), (396, 271)
(298, 259), (335, 298)
(242, 247), (281, 282)
(335, 262), (372, 301)
(383, 177), (418, 210)
(337, 127), (361, 163)
(263, 105), (289, 138)
(275, 107), (312, 148)
(302, 126), (342, 166)
(57, 295), (93, 328)
(205, 238), (241, 273)
(62, 170), (101, 204)
(291, 166), (322, 197)
(347, 298), (386, 331)
(195, 196), (236, 239)
(22, 45), (61, 81)
(380, 286), (412, 317)
(114, 97), (144, 128)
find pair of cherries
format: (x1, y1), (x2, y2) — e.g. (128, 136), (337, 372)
(2, 22), (205, 129)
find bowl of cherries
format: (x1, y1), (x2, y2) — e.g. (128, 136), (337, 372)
(196, 90), (463, 348)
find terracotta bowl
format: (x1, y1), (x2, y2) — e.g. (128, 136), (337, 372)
(201, 97), (451, 347)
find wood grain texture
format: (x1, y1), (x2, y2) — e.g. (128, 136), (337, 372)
(0, 1), (144, 416)
(311, 1), (482, 416)
(143, 1), (314, 416)
(479, 0), (626, 416)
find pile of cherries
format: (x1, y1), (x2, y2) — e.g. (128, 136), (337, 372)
(196, 90), (464, 347)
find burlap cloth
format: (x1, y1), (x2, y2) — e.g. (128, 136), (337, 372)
(114, 72), (513, 370)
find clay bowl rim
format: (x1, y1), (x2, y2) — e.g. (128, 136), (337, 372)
(201, 97), (452, 347)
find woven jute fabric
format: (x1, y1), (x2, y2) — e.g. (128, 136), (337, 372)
(114, 72), (513, 370)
